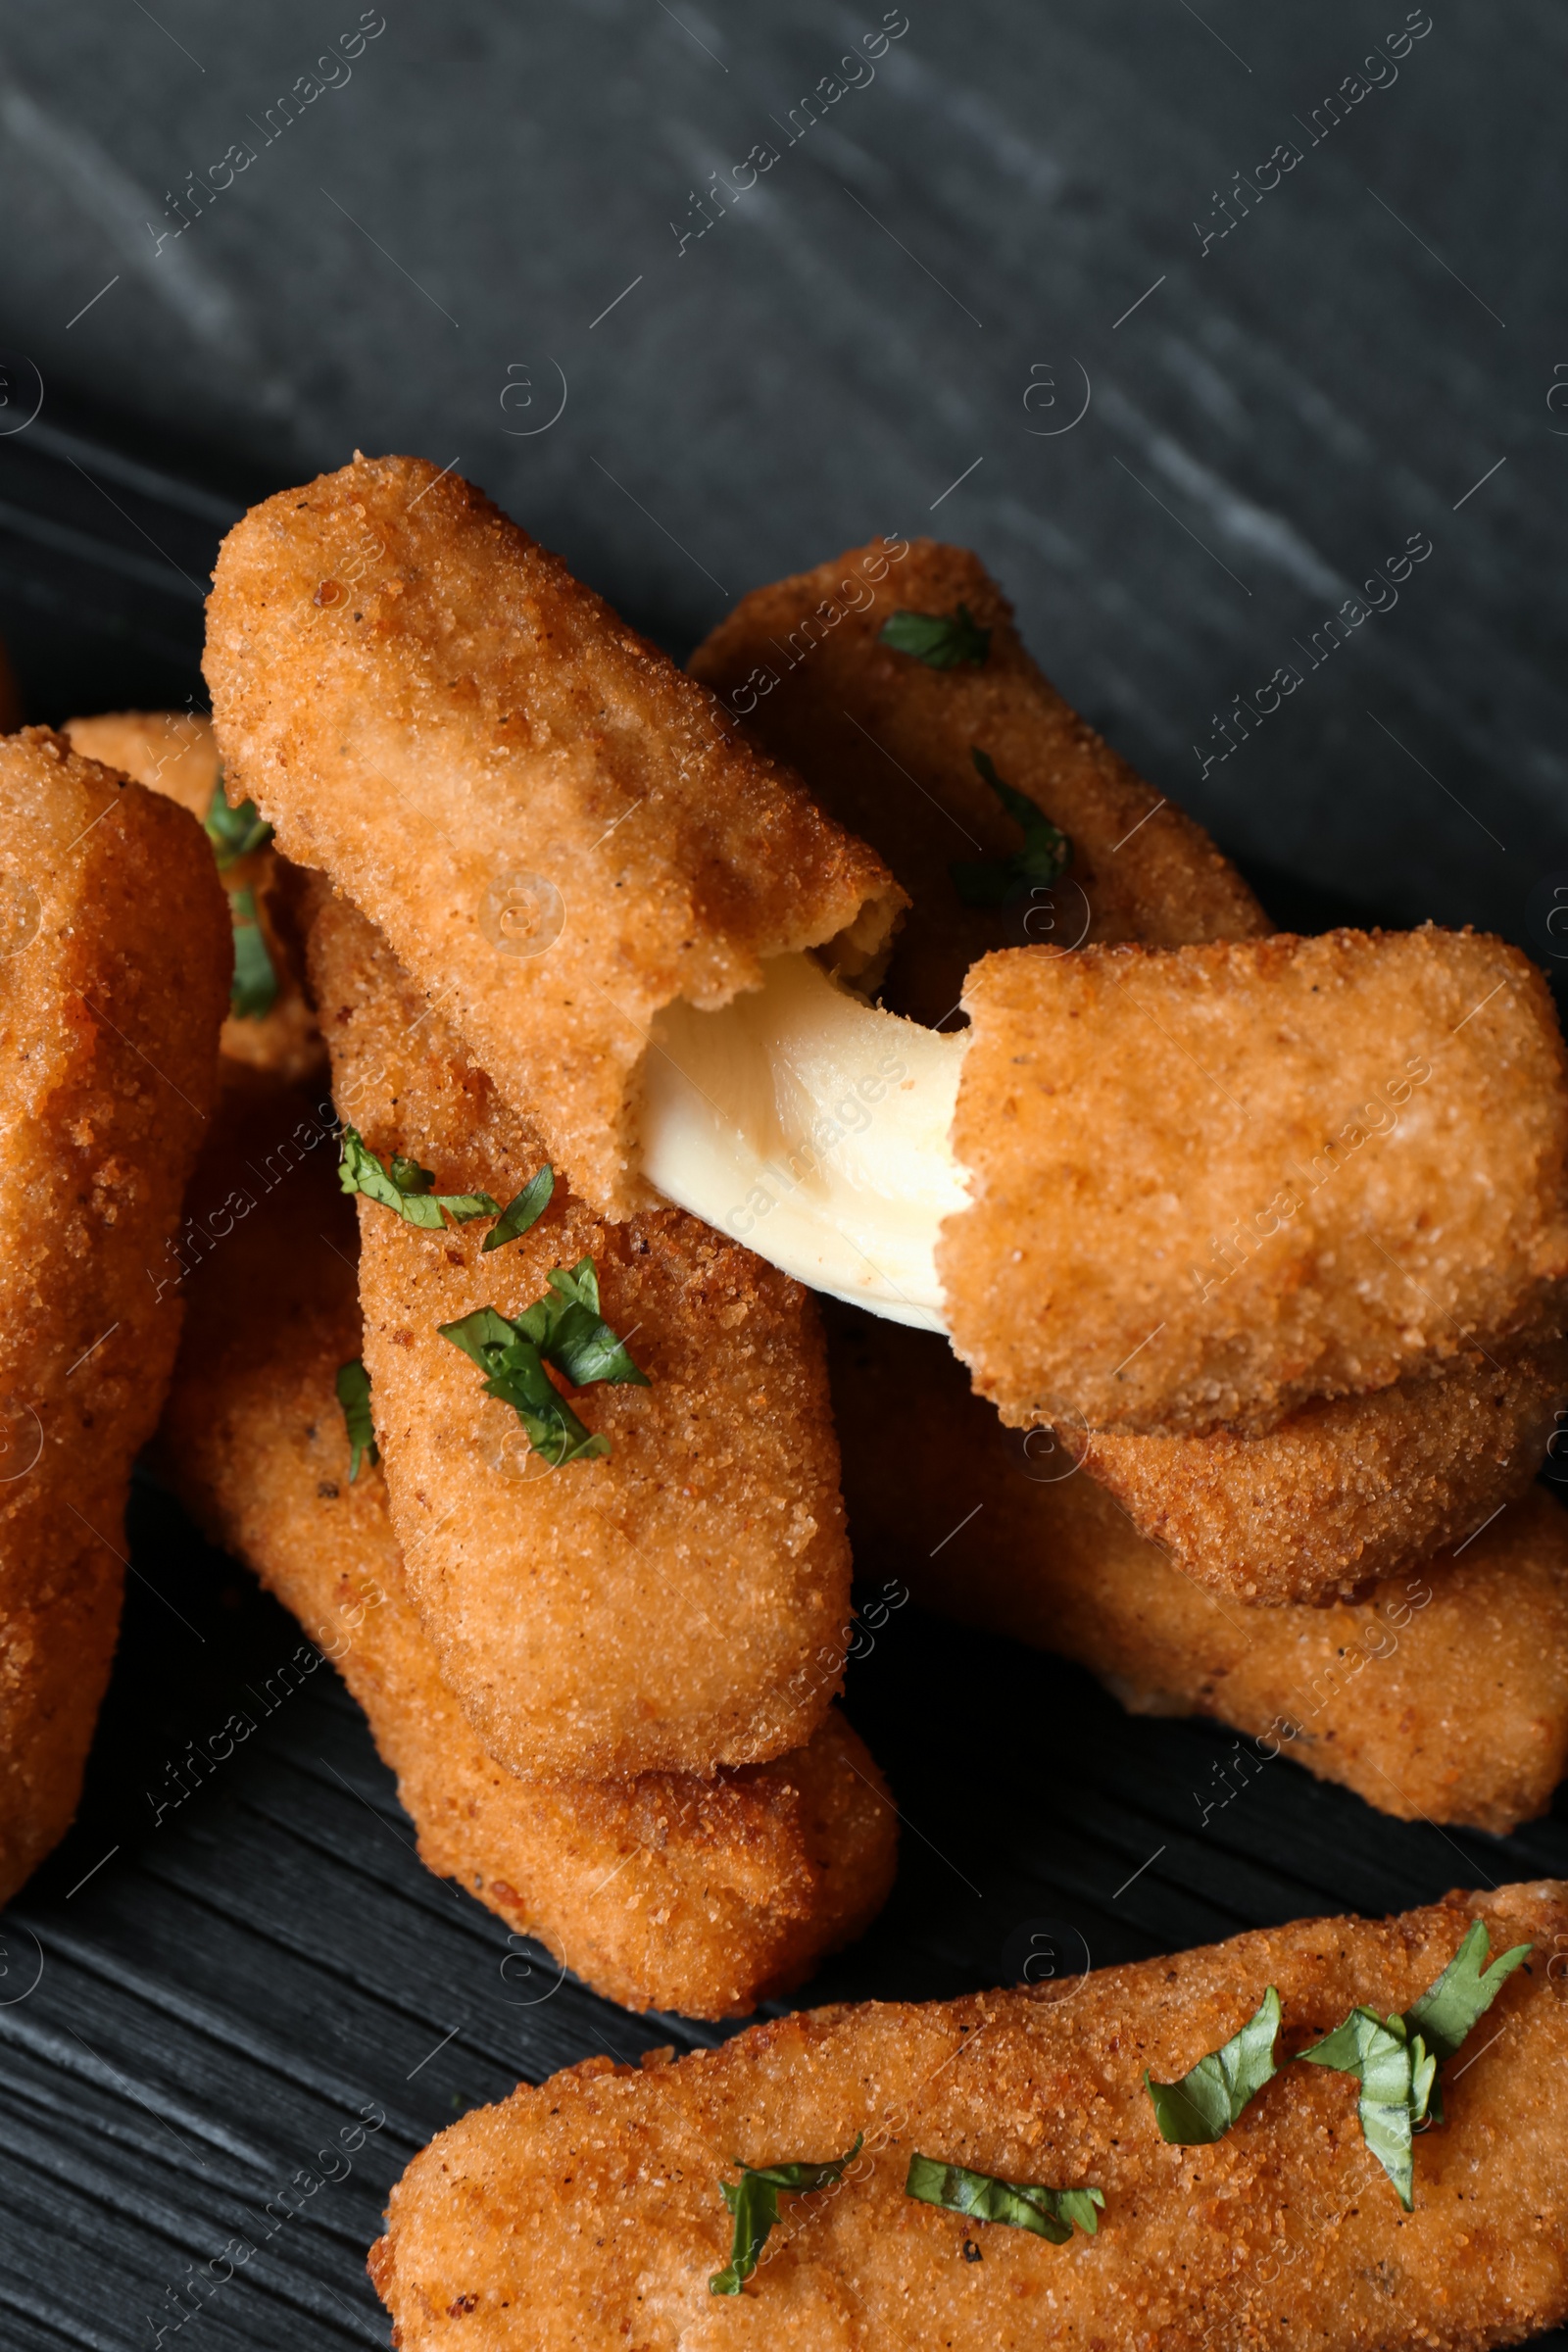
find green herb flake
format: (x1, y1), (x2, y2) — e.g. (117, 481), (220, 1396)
(905, 2155), (1102, 2245)
(205, 773), (274, 869)
(950, 749), (1072, 907)
(1298, 1920), (1531, 2206)
(334, 1358), (378, 1482)
(439, 1260), (649, 1470)
(710, 2135), (861, 2296)
(1146, 1984), (1281, 2145)
(338, 1125), (501, 1231)
(481, 1163), (555, 1253)
(878, 604), (992, 669)
(228, 886), (279, 1019)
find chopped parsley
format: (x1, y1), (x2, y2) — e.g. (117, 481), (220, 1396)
(1146, 1985), (1281, 2145)
(482, 1163), (555, 1253)
(878, 604), (991, 668)
(440, 1257), (649, 1469)
(1299, 1921), (1531, 2208)
(950, 749), (1071, 907)
(335, 1358), (378, 1482)
(338, 1126), (501, 1230)
(905, 2155), (1102, 2244)
(710, 2136), (861, 2296)
(227, 887), (278, 1019)
(205, 772), (273, 869)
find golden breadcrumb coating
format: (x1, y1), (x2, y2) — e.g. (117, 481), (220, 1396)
(369, 1883), (1568, 2351)
(154, 1080), (895, 2017)
(0, 729), (228, 1902)
(308, 896), (854, 1780)
(942, 929), (1568, 1435)
(64, 709), (324, 1085)
(1081, 1342), (1568, 1601)
(689, 536), (1268, 1026)
(203, 454), (903, 1215)
(828, 1303), (1568, 1833)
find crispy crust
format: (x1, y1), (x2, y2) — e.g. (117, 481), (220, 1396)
(828, 1303), (1568, 1833)
(369, 1883), (1568, 2350)
(308, 895), (855, 1779)
(154, 1080), (895, 2017)
(64, 710), (325, 1086)
(1081, 1342), (1567, 1601)
(689, 535), (1268, 1026)
(203, 455), (903, 1214)
(941, 930), (1568, 1435)
(0, 729), (227, 1902)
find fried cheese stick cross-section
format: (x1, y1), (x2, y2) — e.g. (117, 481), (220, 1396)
(369, 1885), (1568, 2350)
(153, 1081), (896, 2019)
(308, 895), (857, 1781)
(0, 728), (229, 1904)
(203, 454), (903, 1218)
(944, 929), (1568, 1435)
(64, 708), (324, 1087)
(688, 533), (1270, 1027)
(826, 1304), (1568, 1833)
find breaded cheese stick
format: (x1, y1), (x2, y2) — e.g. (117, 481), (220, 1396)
(310, 896), (856, 1780)
(827, 1304), (1568, 1832)
(64, 708), (323, 1085)
(369, 1882), (1568, 2350)
(154, 1083), (895, 2018)
(943, 929), (1568, 1434)
(204, 454), (903, 1216)
(0, 728), (227, 1903)
(689, 535), (1269, 1026)
(1080, 1341), (1568, 1602)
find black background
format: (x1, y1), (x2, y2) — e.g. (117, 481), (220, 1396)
(1, 4), (1566, 2345)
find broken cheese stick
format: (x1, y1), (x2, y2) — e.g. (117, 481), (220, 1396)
(689, 533), (1268, 1026)
(204, 455), (902, 1217)
(64, 708), (323, 1086)
(310, 895), (857, 1780)
(369, 1883), (1568, 2349)
(154, 1082), (896, 2018)
(827, 1303), (1568, 1833)
(0, 729), (228, 1902)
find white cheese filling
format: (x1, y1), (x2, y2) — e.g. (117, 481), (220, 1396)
(640, 953), (968, 1331)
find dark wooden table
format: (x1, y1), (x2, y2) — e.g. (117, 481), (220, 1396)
(1, 6), (1565, 2341)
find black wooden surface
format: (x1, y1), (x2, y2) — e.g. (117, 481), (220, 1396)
(0, 5), (1565, 2341)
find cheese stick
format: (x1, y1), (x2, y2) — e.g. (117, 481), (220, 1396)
(155, 1082), (896, 2018)
(309, 895), (856, 1780)
(64, 709), (322, 1085)
(0, 728), (228, 1901)
(943, 929), (1568, 1433)
(369, 1882), (1568, 2349)
(204, 455), (902, 1217)
(828, 1304), (1568, 1833)
(1080, 1340), (1567, 1602)
(688, 533), (1269, 1026)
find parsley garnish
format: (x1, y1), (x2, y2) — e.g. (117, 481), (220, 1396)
(335, 1358), (378, 1482)
(482, 1164), (555, 1253)
(228, 887), (278, 1019)
(950, 749), (1071, 906)
(440, 1258), (649, 1469)
(205, 772), (273, 869)
(878, 605), (991, 668)
(339, 1126), (501, 1230)
(1146, 1985), (1281, 2144)
(710, 2136), (861, 2296)
(905, 2155), (1102, 2244)
(1298, 1920), (1531, 2207)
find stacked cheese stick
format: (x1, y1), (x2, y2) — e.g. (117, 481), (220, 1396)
(0, 729), (227, 1904)
(694, 539), (1568, 1833)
